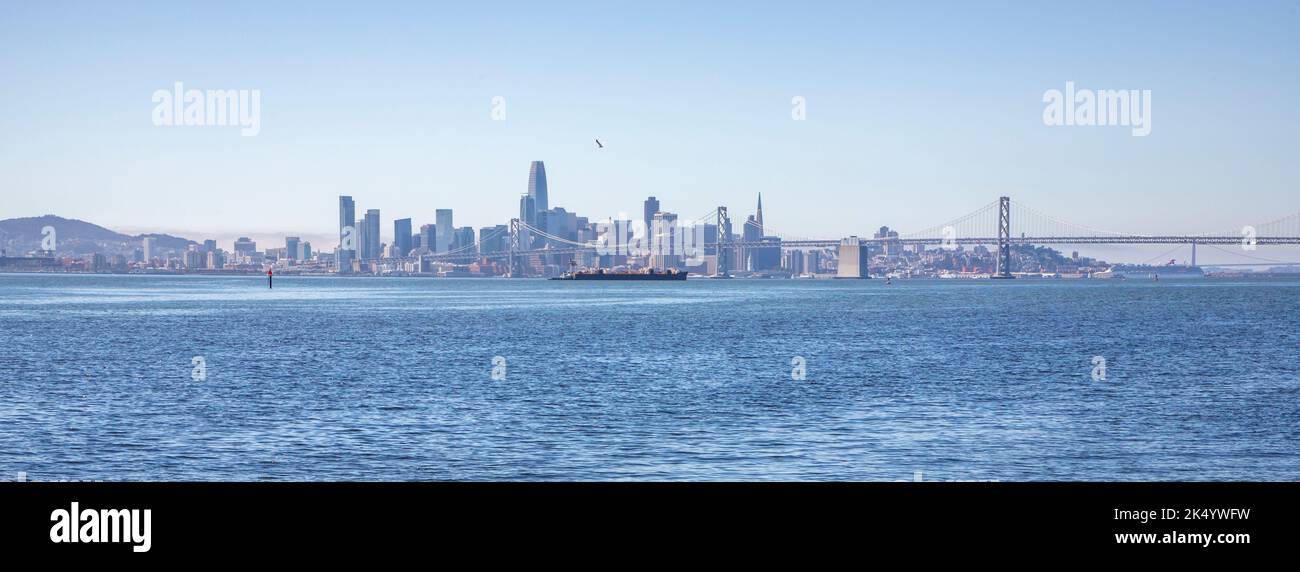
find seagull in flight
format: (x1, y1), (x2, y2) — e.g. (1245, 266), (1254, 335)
(595, 139), (604, 149)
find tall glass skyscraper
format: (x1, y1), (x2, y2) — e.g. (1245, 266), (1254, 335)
(435, 209), (453, 252)
(363, 209), (381, 260)
(419, 224), (436, 253)
(356, 218), (366, 263)
(527, 161), (547, 221)
(643, 196), (659, 232)
(393, 218), (412, 257)
(337, 195), (355, 272)
(518, 195), (536, 225)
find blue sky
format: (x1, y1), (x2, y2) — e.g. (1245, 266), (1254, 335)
(1, 1), (1297, 262)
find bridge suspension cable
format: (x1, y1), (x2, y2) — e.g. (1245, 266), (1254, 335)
(423, 226), (508, 258)
(1199, 243), (1300, 265)
(899, 199), (1000, 240)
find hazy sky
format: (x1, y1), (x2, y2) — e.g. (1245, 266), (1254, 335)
(2, 1), (1298, 263)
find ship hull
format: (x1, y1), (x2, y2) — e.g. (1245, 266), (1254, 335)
(551, 273), (687, 281)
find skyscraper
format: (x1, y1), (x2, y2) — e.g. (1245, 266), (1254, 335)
(338, 195), (356, 272)
(643, 196), (659, 233)
(363, 209), (381, 260)
(743, 214), (762, 270)
(453, 227), (475, 251)
(519, 195), (536, 225)
(234, 237), (256, 255)
(419, 224), (436, 253)
(528, 160), (548, 214)
(837, 238), (870, 279)
(744, 193), (767, 271)
(393, 218), (412, 257)
(874, 225), (901, 257)
(435, 209), (454, 252)
(479, 225), (509, 255)
(357, 218), (366, 260)
(285, 237), (300, 261)
(651, 211), (680, 269)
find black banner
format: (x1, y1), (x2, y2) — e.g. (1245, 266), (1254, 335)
(2, 482), (1292, 560)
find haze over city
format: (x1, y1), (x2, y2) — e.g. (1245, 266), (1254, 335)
(2, 0), (1298, 251)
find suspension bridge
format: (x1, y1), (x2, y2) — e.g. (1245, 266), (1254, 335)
(380, 197), (1300, 278)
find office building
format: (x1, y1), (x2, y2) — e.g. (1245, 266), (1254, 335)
(356, 218), (366, 261)
(435, 209), (453, 252)
(479, 225), (509, 255)
(184, 245), (204, 269)
(453, 227), (475, 251)
(419, 224), (436, 254)
(650, 211), (680, 269)
(206, 250), (224, 270)
(753, 237), (782, 271)
(519, 195), (536, 227)
(528, 160), (548, 215)
(338, 195), (355, 272)
(285, 237), (300, 261)
(393, 218), (412, 257)
(874, 226), (902, 257)
(643, 196), (659, 234)
(362, 209), (381, 260)
(540, 207), (577, 243)
(837, 238), (870, 278)
(234, 237), (256, 255)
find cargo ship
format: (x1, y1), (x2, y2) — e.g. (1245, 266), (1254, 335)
(550, 265), (687, 281)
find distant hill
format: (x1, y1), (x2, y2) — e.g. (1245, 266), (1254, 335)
(135, 232), (197, 251)
(0, 215), (196, 256)
(0, 215), (129, 242)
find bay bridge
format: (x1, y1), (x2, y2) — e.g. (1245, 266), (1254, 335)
(389, 197), (1300, 278)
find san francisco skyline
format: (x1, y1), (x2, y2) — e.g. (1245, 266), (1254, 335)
(2, 1), (1298, 243)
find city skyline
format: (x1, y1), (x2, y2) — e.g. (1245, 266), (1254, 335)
(6, 156), (1300, 268)
(2, 2), (1298, 241)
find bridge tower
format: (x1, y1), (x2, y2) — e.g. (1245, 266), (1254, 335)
(994, 196), (1013, 279)
(715, 206), (731, 277)
(508, 218), (523, 278)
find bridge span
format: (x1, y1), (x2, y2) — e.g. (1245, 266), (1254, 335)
(383, 196), (1300, 278)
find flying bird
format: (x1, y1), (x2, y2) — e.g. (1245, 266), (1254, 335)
(595, 139), (604, 149)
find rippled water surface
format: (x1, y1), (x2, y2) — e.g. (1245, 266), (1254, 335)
(1, 273), (1297, 481)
